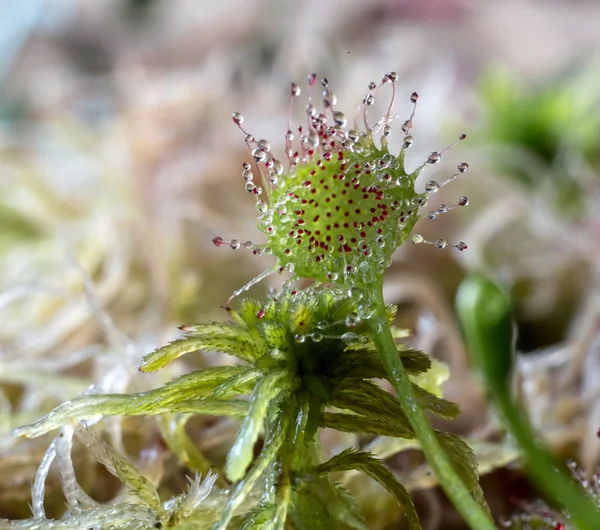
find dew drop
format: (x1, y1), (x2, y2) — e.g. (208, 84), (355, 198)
(365, 95), (374, 106)
(310, 331), (323, 343)
(257, 139), (271, 152)
(401, 120), (412, 134)
(412, 234), (424, 244)
(368, 81), (377, 90)
(427, 152), (441, 164)
(457, 162), (469, 173)
(382, 124), (391, 137)
(347, 129), (360, 142)
(232, 112), (244, 125)
(291, 83), (301, 97)
(345, 313), (361, 328)
(285, 263), (295, 273)
(295, 334), (306, 343)
(425, 181), (440, 193)
(455, 242), (467, 251)
(272, 159), (284, 175)
(410, 92), (419, 103)
(458, 196), (469, 207)
(242, 162), (251, 171)
(357, 306), (374, 320)
(435, 238), (447, 249)
(333, 111), (347, 127)
(245, 134), (255, 143)
(327, 271), (339, 281)
(285, 130), (295, 141)
(317, 320), (328, 330)
(242, 169), (254, 181)
(341, 332), (359, 344)
(229, 239), (241, 250)
(347, 287), (363, 299)
(396, 176), (411, 189)
(252, 149), (266, 163)
(245, 181), (256, 192)
(403, 135), (414, 148)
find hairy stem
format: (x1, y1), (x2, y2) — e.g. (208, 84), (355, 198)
(367, 285), (494, 530)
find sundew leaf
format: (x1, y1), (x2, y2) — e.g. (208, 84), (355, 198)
(226, 371), (285, 482)
(317, 449), (420, 530)
(14, 395), (248, 438)
(320, 413), (414, 439)
(140, 332), (263, 372)
(437, 432), (491, 516)
(288, 483), (341, 530)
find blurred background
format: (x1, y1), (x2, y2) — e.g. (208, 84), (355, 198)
(1, 0), (600, 528)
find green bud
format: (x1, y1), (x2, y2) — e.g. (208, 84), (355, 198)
(456, 274), (515, 388)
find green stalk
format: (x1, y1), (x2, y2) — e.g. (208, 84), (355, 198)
(367, 285), (494, 530)
(494, 388), (600, 530)
(457, 275), (600, 530)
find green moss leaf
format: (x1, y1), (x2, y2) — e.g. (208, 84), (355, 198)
(304, 478), (368, 530)
(140, 331), (262, 372)
(226, 371), (285, 482)
(437, 432), (490, 516)
(14, 395), (248, 438)
(317, 449), (420, 530)
(288, 483), (342, 530)
(320, 412), (414, 438)
(240, 502), (278, 529)
(412, 385), (460, 420)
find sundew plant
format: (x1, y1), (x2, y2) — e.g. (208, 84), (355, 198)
(211, 73), (493, 528)
(12, 72), (495, 529)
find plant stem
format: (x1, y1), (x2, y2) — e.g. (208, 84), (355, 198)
(456, 274), (600, 529)
(367, 285), (494, 530)
(494, 387), (600, 530)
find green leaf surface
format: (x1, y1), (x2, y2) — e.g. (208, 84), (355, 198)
(140, 332), (262, 372)
(320, 412), (414, 438)
(317, 449), (420, 530)
(288, 483), (341, 530)
(226, 371), (285, 482)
